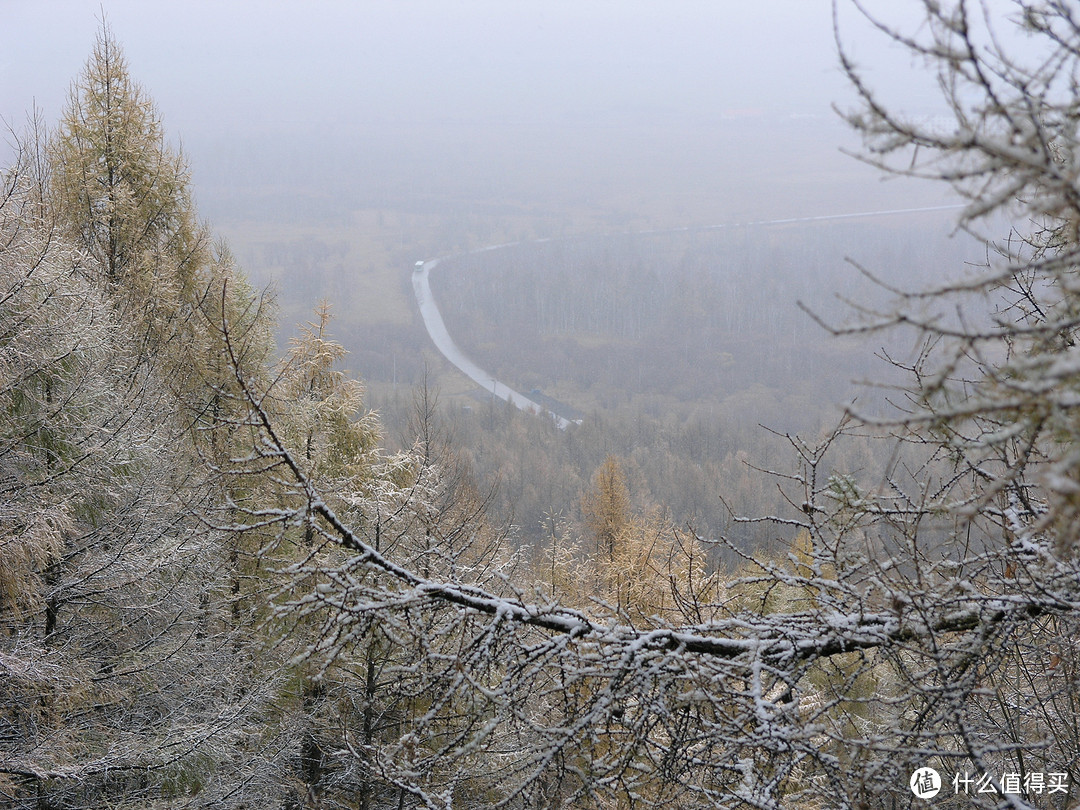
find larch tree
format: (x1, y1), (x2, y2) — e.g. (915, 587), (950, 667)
(50, 22), (203, 291)
(581, 455), (631, 571)
(49, 21), (268, 416)
(579, 455), (717, 623)
(0, 119), (291, 809)
(212, 2), (1080, 808)
(275, 301), (381, 490)
(0, 26), (288, 810)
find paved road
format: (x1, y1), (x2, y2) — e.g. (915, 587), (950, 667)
(412, 257), (576, 430)
(413, 203), (964, 429)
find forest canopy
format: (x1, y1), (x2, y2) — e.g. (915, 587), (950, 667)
(4, 4), (1080, 809)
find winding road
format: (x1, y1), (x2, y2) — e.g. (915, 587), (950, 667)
(413, 203), (964, 429)
(412, 257), (576, 430)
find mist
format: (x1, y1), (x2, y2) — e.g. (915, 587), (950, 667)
(1, 0), (979, 540)
(3, 1), (953, 231)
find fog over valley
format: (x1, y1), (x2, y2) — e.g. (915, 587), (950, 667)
(1, 0), (980, 544)
(4, 1), (951, 226)
(7, 4), (1062, 807)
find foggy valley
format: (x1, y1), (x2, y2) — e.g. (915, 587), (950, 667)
(3, 2), (1074, 808)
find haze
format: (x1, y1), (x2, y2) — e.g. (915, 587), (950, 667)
(1, 0), (990, 596)
(2, 1), (951, 233)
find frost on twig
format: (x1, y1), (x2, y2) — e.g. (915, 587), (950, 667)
(215, 303), (1080, 807)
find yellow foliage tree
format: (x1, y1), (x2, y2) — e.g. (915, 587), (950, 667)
(581, 454), (631, 590)
(50, 22), (270, 417)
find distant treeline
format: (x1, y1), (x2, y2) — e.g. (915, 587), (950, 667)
(369, 215), (981, 545)
(431, 216), (975, 404)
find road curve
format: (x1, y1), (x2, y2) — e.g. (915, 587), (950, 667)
(413, 257), (576, 430)
(413, 203), (965, 429)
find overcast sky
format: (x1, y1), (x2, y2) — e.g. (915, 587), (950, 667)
(5, 2), (954, 135)
(1, 1), (956, 227)
(4, 3), (838, 120)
